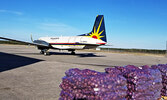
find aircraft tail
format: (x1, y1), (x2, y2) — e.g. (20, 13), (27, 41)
(79, 15), (107, 42)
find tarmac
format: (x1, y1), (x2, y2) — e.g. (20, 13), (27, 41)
(0, 44), (167, 100)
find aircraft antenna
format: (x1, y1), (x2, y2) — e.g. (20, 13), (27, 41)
(31, 34), (33, 42)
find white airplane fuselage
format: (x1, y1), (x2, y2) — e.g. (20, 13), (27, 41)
(0, 15), (107, 55)
(39, 36), (106, 50)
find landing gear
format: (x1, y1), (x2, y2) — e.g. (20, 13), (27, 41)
(68, 49), (76, 55)
(40, 49), (50, 56)
(44, 52), (49, 56)
(40, 51), (44, 54)
(71, 51), (75, 55)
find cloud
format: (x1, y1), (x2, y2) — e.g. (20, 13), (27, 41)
(38, 23), (83, 35)
(0, 9), (23, 15)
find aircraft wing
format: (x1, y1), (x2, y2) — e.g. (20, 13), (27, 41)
(0, 36), (49, 47)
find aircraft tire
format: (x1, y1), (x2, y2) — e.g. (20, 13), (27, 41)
(40, 51), (44, 54)
(71, 51), (75, 55)
(44, 52), (50, 56)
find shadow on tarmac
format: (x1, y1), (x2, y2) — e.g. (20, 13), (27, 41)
(0, 52), (43, 72)
(14, 52), (105, 58)
(49, 52), (106, 58)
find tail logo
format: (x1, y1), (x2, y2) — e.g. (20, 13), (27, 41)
(88, 16), (104, 41)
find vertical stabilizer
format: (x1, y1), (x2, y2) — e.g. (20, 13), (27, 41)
(79, 15), (107, 42)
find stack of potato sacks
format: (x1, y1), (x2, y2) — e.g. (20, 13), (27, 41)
(152, 64), (167, 97)
(59, 68), (127, 100)
(112, 65), (162, 100)
(59, 64), (167, 100)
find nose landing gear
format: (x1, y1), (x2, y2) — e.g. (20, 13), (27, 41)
(40, 49), (50, 56)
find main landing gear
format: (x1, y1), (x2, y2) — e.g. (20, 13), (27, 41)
(68, 50), (76, 55)
(71, 51), (75, 55)
(40, 49), (50, 56)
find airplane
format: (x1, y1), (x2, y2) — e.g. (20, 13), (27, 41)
(0, 15), (107, 55)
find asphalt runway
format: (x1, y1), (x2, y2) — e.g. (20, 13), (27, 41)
(0, 44), (167, 100)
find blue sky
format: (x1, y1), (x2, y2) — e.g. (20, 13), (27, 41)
(0, 0), (167, 50)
